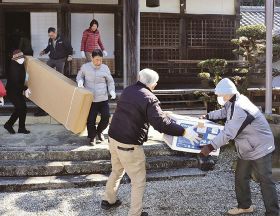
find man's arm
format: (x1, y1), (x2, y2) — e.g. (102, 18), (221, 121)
(63, 38), (73, 56)
(211, 107), (248, 150)
(43, 39), (51, 54)
(207, 107), (227, 120)
(104, 66), (115, 94)
(76, 65), (85, 83)
(147, 98), (185, 136)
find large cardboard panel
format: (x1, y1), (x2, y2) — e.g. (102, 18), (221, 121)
(163, 114), (224, 156)
(25, 56), (93, 134)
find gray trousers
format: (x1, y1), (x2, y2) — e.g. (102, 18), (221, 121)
(47, 58), (66, 74)
(235, 153), (279, 216)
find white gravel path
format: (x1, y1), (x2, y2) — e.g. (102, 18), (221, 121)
(0, 147), (279, 216)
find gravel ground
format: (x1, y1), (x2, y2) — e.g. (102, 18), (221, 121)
(0, 147), (279, 216)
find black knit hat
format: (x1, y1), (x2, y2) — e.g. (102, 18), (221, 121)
(12, 49), (24, 60)
(90, 19), (99, 28)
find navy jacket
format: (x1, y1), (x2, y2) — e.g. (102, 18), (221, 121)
(109, 81), (185, 145)
(44, 35), (73, 60)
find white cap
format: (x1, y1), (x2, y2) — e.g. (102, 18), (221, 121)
(215, 78), (239, 95)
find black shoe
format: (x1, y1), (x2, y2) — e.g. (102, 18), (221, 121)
(141, 212), (149, 216)
(4, 124), (15, 134)
(34, 110), (48, 117)
(101, 200), (122, 210)
(88, 138), (96, 145)
(18, 128), (31, 134)
(97, 133), (105, 142)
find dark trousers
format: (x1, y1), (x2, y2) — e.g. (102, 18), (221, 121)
(87, 101), (110, 139)
(5, 93), (27, 129)
(235, 153), (279, 216)
(47, 58), (66, 74)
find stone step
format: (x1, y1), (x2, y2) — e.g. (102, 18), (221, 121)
(0, 142), (188, 161)
(0, 109), (206, 125)
(0, 167), (206, 192)
(0, 155), (197, 177)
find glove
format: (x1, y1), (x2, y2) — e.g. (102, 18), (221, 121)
(67, 55), (73, 61)
(39, 50), (45, 56)
(25, 89), (31, 98)
(110, 91), (116, 99)
(199, 114), (208, 119)
(78, 80), (84, 88)
(200, 144), (215, 157)
(81, 51), (86, 58)
(0, 97), (4, 106)
(103, 50), (108, 57)
(183, 126), (201, 145)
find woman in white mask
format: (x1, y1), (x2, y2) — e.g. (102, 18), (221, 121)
(4, 49), (31, 134)
(200, 78), (279, 216)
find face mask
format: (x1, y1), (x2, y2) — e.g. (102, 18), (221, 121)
(16, 58), (25, 64)
(217, 96), (226, 106)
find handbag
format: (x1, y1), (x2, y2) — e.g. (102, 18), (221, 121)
(0, 80), (6, 97)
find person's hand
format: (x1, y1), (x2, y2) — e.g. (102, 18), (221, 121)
(200, 144), (215, 157)
(39, 50), (45, 56)
(78, 80), (84, 88)
(81, 51), (86, 58)
(0, 97), (4, 106)
(25, 89), (31, 98)
(183, 126), (201, 145)
(103, 50), (108, 57)
(110, 91), (116, 99)
(67, 55), (73, 61)
(200, 115), (207, 119)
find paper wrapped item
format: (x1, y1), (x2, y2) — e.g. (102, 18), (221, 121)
(163, 113), (224, 156)
(25, 56), (93, 134)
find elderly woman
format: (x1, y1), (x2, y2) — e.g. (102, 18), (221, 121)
(4, 50), (31, 134)
(101, 69), (200, 216)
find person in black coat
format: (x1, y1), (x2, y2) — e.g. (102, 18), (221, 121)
(4, 50), (31, 134)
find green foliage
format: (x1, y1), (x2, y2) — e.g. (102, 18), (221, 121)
(197, 59), (228, 86)
(198, 72), (210, 80)
(236, 25), (266, 40)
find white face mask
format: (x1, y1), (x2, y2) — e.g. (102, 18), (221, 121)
(16, 58), (25, 64)
(217, 96), (226, 106)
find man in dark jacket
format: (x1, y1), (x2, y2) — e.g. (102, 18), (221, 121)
(101, 69), (200, 216)
(40, 27), (73, 74)
(4, 50), (31, 134)
(37, 27), (73, 116)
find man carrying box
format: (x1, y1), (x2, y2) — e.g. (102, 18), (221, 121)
(76, 49), (116, 145)
(101, 69), (201, 216)
(200, 78), (279, 216)
(36, 27), (73, 117)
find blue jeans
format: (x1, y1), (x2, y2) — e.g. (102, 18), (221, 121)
(235, 153), (279, 216)
(87, 101), (110, 139)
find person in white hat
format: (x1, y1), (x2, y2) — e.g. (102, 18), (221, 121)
(200, 78), (279, 216)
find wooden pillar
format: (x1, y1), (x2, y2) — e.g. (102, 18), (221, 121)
(0, 8), (4, 77)
(58, 0), (71, 75)
(179, 0), (186, 60)
(58, 0), (71, 40)
(114, 0), (123, 78)
(123, 0), (140, 87)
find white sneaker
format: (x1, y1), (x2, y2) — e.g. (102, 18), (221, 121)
(227, 206), (255, 215)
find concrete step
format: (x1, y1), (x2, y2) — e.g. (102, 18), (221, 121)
(0, 109), (206, 125)
(0, 155), (197, 177)
(0, 167), (206, 192)
(0, 142), (188, 161)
